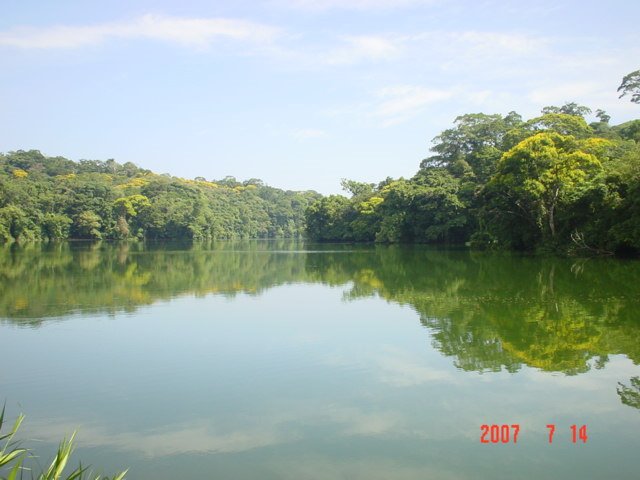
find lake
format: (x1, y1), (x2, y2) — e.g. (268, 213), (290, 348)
(1, 241), (639, 479)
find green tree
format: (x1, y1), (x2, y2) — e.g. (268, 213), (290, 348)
(613, 120), (640, 143)
(349, 195), (383, 241)
(399, 169), (468, 242)
(42, 213), (72, 240)
(340, 179), (375, 198)
(0, 151), (320, 241)
(607, 144), (640, 252)
(595, 109), (611, 124)
(74, 211), (102, 239)
(425, 112), (522, 179)
(305, 195), (351, 241)
(485, 132), (602, 247)
(0, 205), (37, 241)
(618, 69), (640, 104)
(526, 113), (593, 138)
(113, 194), (151, 238)
(541, 102), (592, 117)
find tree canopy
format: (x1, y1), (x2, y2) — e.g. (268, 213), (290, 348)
(618, 69), (640, 104)
(0, 150), (321, 242)
(305, 103), (640, 256)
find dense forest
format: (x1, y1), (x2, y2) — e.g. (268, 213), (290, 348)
(305, 103), (640, 254)
(0, 150), (321, 241)
(2, 72), (639, 254)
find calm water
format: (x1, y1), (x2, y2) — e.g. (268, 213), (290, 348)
(1, 241), (639, 479)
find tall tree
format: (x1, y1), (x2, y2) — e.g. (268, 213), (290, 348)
(541, 102), (592, 117)
(485, 132), (602, 246)
(618, 69), (640, 104)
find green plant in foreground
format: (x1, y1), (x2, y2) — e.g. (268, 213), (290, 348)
(0, 407), (26, 480)
(0, 406), (127, 480)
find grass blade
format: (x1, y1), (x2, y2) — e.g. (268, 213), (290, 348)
(6, 455), (24, 480)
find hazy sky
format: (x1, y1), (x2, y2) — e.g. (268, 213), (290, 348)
(1, 0), (638, 194)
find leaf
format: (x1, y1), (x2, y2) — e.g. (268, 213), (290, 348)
(0, 448), (27, 467)
(5, 456), (24, 480)
(111, 469), (129, 480)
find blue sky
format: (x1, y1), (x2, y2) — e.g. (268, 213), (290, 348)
(1, 0), (639, 194)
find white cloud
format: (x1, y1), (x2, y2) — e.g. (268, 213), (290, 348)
(324, 35), (401, 65)
(374, 347), (456, 386)
(20, 419), (289, 457)
(323, 347), (457, 387)
(256, 33), (404, 69)
(324, 406), (401, 436)
(373, 85), (453, 126)
(276, 30), (544, 69)
(449, 31), (547, 56)
(0, 14), (280, 49)
(403, 30), (550, 76)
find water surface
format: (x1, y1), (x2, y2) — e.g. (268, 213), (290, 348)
(1, 241), (639, 479)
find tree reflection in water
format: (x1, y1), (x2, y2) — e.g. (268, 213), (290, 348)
(1, 241), (639, 378)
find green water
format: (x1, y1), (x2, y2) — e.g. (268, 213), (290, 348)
(1, 241), (639, 479)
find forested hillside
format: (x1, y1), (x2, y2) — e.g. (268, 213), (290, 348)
(3, 91), (639, 254)
(0, 150), (321, 241)
(306, 103), (640, 255)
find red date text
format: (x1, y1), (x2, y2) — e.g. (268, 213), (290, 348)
(480, 424), (520, 444)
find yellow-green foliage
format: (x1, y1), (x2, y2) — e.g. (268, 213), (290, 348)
(357, 196), (384, 215)
(55, 173), (76, 181)
(0, 150), (320, 242)
(113, 195), (151, 217)
(117, 177), (149, 189)
(185, 179), (219, 188)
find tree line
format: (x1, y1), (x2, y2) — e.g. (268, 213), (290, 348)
(305, 105), (640, 254)
(3, 71), (639, 253)
(0, 150), (321, 241)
